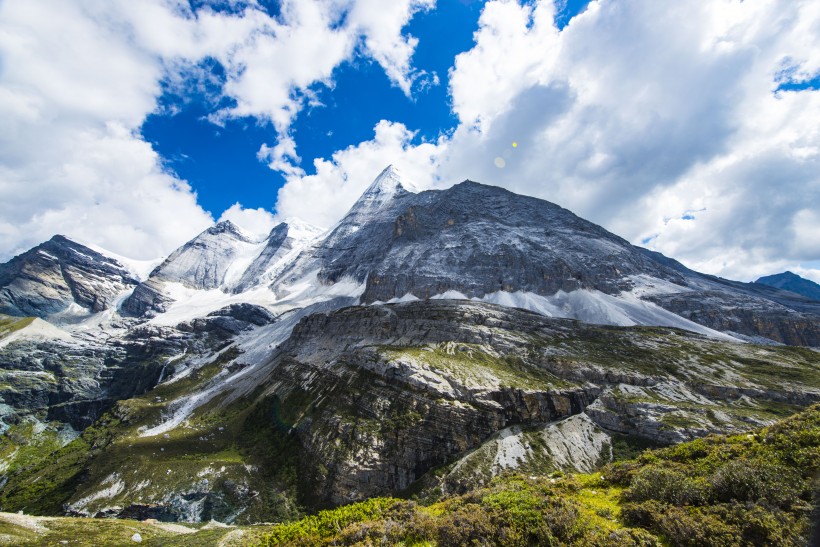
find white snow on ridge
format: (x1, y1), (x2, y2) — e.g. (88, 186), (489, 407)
(75, 240), (163, 281)
(220, 239), (269, 288)
(280, 218), (327, 242)
(420, 282), (737, 341)
(626, 274), (692, 298)
(148, 284), (280, 327)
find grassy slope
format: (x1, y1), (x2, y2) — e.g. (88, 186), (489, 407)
(0, 404), (816, 546)
(254, 403), (820, 547)
(0, 315), (34, 340)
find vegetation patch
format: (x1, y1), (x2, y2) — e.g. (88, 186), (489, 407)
(383, 343), (573, 390)
(0, 315), (34, 339)
(254, 403), (820, 546)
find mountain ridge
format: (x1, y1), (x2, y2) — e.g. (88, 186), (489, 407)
(756, 270), (820, 301)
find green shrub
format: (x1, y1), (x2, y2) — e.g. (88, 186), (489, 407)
(625, 465), (709, 506)
(710, 459), (802, 508)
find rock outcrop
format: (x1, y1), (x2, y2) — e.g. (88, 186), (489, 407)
(0, 236), (137, 317)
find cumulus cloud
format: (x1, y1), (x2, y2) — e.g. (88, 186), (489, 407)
(0, 0), (435, 260)
(0, 0), (212, 259)
(443, 0), (820, 282)
(218, 203), (278, 238)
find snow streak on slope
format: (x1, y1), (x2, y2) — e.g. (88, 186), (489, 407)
(140, 297), (359, 437)
(410, 277), (734, 341)
(77, 241), (163, 281)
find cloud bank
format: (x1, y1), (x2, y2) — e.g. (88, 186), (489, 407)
(2, 0), (818, 284)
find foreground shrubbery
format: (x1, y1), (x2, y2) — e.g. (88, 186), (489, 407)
(257, 404), (820, 546)
(606, 402), (820, 546)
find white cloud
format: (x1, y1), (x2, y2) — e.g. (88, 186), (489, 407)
(0, 0), (212, 260)
(345, 0), (436, 95)
(441, 0), (820, 282)
(273, 120), (445, 227)
(258, 137), (305, 177)
(218, 203), (278, 238)
(0, 0), (436, 260)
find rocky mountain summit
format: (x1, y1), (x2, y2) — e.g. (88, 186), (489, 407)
(0, 235), (138, 317)
(756, 270), (820, 301)
(0, 166), (818, 526)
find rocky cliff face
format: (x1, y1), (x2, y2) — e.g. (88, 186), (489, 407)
(246, 300), (820, 506)
(0, 236), (137, 317)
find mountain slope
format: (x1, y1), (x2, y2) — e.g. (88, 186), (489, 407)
(254, 403), (820, 547)
(0, 235), (138, 318)
(2, 299), (816, 522)
(756, 271), (820, 301)
(122, 220), (323, 317)
(1, 404), (816, 546)
(0, 167), (819, 531)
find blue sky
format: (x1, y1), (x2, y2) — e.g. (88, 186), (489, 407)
(0, 0), (818, 283)
(142, 0), (592, 216)
(141, 0), (481, 215)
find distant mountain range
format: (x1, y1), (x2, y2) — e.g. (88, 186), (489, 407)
(0, 166), (817, 525)
(756, 270), (820, 301)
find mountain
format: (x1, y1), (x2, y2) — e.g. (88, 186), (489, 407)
(269, 166), (819, 346)
(121, 219), (323, 317)
(0, 235), (138, 318)
(756, 270), (820, 301)
(0, 166), (818, 529)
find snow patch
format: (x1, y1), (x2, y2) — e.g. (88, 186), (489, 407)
(492, 427), (530, 469)
(69, 473), (125, 511)
(425, 287), (739, 341)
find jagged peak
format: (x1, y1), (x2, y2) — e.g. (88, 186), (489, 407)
(280, 217), (326, 241)
(37, 235), (125, 267)
(201, 220), (255, 242)
(359, 165), (418, 201)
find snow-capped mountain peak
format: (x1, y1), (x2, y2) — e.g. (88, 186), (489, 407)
(363, 164), (417, 198)
(277, 217), (327, 242)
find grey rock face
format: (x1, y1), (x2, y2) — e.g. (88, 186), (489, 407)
(0, 339), (164, 431)
(122, 221), (255, 316)
(230, 223), (289, 293)
(274, 173), (819, 346)
(0, 235), (138, 317)
(151, 220), (255, 290)
(284, 178), (685, 301)
(254, 299), (820, 505)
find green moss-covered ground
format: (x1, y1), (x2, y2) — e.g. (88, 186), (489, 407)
(0, 403), (816, 546)
(0, 347), (302, 523)
(252, 403), (820, 547)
